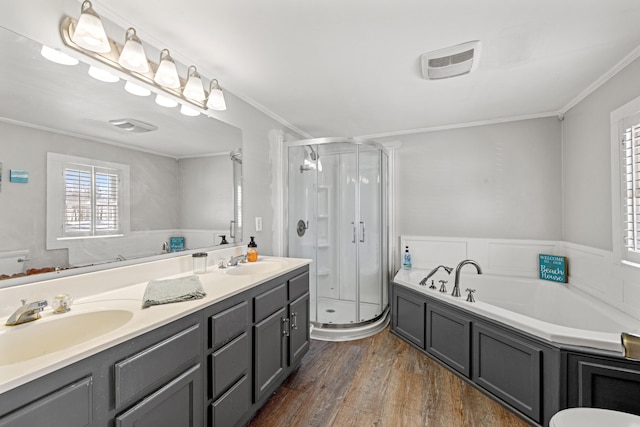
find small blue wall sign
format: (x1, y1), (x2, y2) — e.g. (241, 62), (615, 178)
(539, 254), (567, 283)
(169, 236), (185, 252)
(9, 169), (28, 183)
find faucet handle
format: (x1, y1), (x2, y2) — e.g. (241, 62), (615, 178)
(429, 279), (437, 290)
(439, 280), (448, 293)
(466, 288), (476, 303)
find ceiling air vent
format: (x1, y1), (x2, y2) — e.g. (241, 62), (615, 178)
(420, 40), (481, 80)
(109, 118), (158, 133)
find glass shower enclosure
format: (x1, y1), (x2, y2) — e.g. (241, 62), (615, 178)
(286, 137), (389, 340)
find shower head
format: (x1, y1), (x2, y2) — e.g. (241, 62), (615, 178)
(230, 148), (242, 164)
(305, 145), (319, 161)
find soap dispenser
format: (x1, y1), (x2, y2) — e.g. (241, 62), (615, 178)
(247, 236), (258, 262)
(403, 246), (412, 270)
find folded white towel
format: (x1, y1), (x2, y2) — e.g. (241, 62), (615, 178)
(142, 275), (206, 309)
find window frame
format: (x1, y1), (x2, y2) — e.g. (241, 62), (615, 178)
(47, 153), (130, 250)
(611, 96), (640, 267)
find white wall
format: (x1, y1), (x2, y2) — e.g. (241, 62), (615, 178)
(562, 57), (640, 251)
(380, 117), (563, 241)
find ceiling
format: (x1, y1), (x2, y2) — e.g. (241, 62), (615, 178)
(21, 1), (640, 139)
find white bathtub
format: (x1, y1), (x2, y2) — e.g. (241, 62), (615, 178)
(393, 268), (640, 353)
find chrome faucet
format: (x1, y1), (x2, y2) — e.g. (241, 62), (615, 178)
(162, 241), (170, 253)
(227, 254), (247, 267)
(5, 300), (48, 326)
(452, 260), (482, 297)
(419, 265), (453, 286)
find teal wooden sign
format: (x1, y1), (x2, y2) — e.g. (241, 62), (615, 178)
(539, 254), (567, 283)
(170, 237), (185, 252)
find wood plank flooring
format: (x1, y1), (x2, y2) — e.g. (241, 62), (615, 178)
(247, 327), (533, 427)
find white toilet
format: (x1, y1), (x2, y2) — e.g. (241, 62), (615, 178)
(550, 408), (640, 427)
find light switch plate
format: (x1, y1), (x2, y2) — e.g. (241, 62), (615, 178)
(255, 216), (263, 232)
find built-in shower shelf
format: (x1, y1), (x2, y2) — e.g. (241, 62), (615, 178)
(317, 214), (329, 219)
(317, 242), (330, 248)
(317, 269), (331, 277)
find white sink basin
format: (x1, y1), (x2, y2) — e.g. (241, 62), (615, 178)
(225, 259), (287, 276)
(0, 309), (133, 365)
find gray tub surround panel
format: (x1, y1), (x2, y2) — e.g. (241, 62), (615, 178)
(392, 282), (563, 427)
(392, 281), (640, 426)
(0, 260), (309, 427)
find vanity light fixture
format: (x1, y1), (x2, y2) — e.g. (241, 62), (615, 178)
(155, 94), (178, 108)
(60, 3), (228, 113)
(40, 45), (79, 66)
(183, 66), (206, 101)
(154, 49), (180, 89)
(70, 1), (111, 53)
(180, 104), (200, 117)
(118, 28), (149, 73)
(124, 81), (151, 96)
(206, 79), (227, 111)
(88, 65), (119, 83)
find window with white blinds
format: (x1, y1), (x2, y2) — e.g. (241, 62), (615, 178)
(64, 164), (120, 235)
(618, 109), (640, 265)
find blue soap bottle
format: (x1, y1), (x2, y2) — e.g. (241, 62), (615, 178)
(403, 246), (412, 270)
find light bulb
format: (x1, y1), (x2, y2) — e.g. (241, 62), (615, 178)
(88, 65), (119, 83)
(118, 28), (149, 73)
(71, 1), (110, 53)
(183, 66), (206, 101)
(206, 79), (227, 111)
(153, 49), (180, 89)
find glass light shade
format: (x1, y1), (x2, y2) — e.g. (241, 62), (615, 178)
(88, 65), (119, 83)
(183, 66), (206, 101)
(206, 80), (227, 111)
(40, 45), (79, 66)
(118, 28), (149, 73)
(124, 81), (151, 96)
(155, 94), (178, 108)
(71, 1), (111, 53)
(180, 104), (200, 117)
(153, 49), (180, 88)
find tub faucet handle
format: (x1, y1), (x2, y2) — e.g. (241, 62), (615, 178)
(429, 279), (437, 290)
(466, 288), (476, 303)
(439, 280), (448, 293)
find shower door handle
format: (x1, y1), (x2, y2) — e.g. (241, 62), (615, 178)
(229, 220), (236, 239)
(351, 222), (356, 243)
(360, 221), (365, 243)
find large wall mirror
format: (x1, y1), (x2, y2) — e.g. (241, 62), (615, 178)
(0, 27), (243, 287)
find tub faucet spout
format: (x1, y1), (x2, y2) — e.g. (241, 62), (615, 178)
(419, 265), (453, 286)
(453, 260), (482, 297)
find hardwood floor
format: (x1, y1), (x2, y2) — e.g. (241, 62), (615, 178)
(247, 328), (533, 427)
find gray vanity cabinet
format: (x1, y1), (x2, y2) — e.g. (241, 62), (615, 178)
(566, 352), (640, 416)
(391, 285), (426, 348)
(0, 377), (93, 427)
(0, 265), (310, 427)
(253, 270), (310, 405)
(426, 304), (471, 377)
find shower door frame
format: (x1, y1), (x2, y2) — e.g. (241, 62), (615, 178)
(283, 137), (391, 329)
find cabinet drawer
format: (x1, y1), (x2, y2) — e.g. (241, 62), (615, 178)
(211, 375), (249, 427)
(427, 304), (471, 377)
(254, 283), (286, 322)
(0, 377), (92, 427)
(210, 301), (249, 349)
(115, 323), (200, 407)
(210, 332), (249, 399)
(288, 271), (309, 301)
(116, 364), (202, 427)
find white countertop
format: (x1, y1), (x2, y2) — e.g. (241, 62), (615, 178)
(0, 256), (310, 394)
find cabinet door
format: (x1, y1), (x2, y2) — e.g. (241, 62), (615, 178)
(473, 324), (541, 423)
(254, 307), (287, 403)
(115, 364), (202, 427)
(392, 286), (426, 348)
(427, 304), (471, 377)
(289, 292), (310, 366)
(0, 377), (92, 427)
(567, 354), (640, 416)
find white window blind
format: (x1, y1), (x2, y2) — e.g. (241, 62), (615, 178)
(63, 163), (120, 236)
(622, 119), (640, 260)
